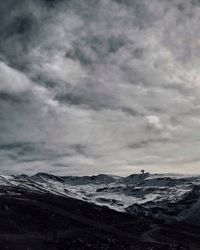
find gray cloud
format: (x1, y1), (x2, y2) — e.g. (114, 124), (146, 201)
(0, 0), (200, 175)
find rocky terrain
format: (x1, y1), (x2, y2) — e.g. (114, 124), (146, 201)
(0, 173), (199, 249)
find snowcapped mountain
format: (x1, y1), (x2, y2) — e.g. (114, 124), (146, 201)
(0, 172), (199, 224)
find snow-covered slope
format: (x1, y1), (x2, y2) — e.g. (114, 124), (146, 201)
(0, 172), (199, 224)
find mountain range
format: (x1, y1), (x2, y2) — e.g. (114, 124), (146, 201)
(0, 172), (199, 249)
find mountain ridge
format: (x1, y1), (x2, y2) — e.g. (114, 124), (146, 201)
(0, 172), (199, 224)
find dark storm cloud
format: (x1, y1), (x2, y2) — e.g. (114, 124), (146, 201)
(128, 138), (170, 149)
(69, 144), (88, 156)
(0, 93), (26, 104)
(0, 0), (200, 175)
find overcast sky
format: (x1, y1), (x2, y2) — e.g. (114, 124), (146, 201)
(0, 0), (200, 176)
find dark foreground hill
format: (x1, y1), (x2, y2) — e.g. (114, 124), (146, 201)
(0, 185), (199, 250)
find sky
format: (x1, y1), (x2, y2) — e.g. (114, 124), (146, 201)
(0, 0), (200, 176)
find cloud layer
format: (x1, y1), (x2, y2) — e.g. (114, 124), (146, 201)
(0, 0), (200, 175)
